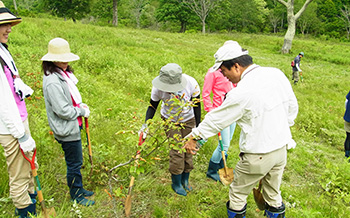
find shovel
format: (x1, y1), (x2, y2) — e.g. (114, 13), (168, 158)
(217, 132), (234, 186)
(124, 134), (145, 217)
(21, 149), (56, 218)
(84, 118), (93, 175)
(253, 179), (265, 210)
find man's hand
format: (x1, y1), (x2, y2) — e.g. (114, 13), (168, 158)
(182, 137), (199, 155)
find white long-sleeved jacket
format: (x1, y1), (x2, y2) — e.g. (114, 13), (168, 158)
(0, 66), (25, 138)
(191, 64), (298, 154)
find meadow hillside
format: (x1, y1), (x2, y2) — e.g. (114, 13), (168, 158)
(0, 17), (350, 218)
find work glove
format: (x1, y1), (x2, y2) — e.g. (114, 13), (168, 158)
(80, 103), (90, 118)
(18, 134), (36, 152)
(13, 78), (34, 101)
(138, 123), (148, 139)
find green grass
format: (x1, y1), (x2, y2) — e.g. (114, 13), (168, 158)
(1, 17), (350, 217)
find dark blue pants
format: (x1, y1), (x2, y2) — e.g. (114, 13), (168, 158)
(56, 139), (83, 198)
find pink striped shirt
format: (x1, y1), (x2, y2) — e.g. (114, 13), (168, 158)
(202, 68), (236, 112)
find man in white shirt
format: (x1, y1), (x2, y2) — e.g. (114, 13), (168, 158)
(183, 41), (298, 217)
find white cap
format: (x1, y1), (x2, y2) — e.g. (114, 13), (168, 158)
(210, 41), (248, 72)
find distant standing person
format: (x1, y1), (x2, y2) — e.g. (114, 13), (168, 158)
(138, 63), (201, 196)
(343, 91), (350, 159)
(202, 41), (237, 182)
(41, 38), (94, 206)
(183, 41), (298, 217)
(0, 2), (38, 217)
(292, 52), (304, 85)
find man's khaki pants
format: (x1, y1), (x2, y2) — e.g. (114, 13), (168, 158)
(0, 119), (36, 209)
(229, 145), (287, 210)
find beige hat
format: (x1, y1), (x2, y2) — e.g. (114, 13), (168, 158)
(210, 41), (248, 72)
(152, 63), (187, 92)
(0, 1), (21, 26)
(41, 38), (80, 62)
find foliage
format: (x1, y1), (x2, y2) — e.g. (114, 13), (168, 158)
(1, 0), (350, 40)
(0, 17), (350, 217)
(40, 0), (91, 22)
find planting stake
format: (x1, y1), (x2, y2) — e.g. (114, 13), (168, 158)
(125, 134), (145, 217)
(85, 118), (93, 175)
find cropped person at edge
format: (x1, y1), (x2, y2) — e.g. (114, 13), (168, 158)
(0, 1), (38, 217)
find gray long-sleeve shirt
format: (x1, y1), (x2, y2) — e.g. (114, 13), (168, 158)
(43, 72), (85, 141)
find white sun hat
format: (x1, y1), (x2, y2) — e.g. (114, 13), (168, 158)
(210, 41), (248, 72)
(0, 1), (21, 26)
(152, 63), (187, 92)
(41, 38), (80, 62)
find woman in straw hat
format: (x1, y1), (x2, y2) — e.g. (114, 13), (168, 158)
(138, 63), (201, 196)
(42, 38), (94, 206)
(0, 1), (38, 217)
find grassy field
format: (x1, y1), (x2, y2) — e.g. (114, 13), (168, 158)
(0, 17), (350, 218)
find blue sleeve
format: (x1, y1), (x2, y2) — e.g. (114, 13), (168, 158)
(344, 91), (350, 122)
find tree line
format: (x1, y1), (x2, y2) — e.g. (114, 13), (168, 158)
(6, 0), (350, 43)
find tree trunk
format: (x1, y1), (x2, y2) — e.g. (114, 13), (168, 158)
(12, 0), (18, 15)
(180, 22), (186, 33)
(281, 17), (295, 54)
(202, 19), (206, 34)
(277, 0), (313, 54)
(281, 4), (296, 54)
(113, 0), (118, 26)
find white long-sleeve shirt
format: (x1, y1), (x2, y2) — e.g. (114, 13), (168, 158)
(0, 65), (25, 138)
(191, 64), (298, 154)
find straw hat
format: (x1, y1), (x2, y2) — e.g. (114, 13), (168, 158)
(0, 1), (21, 26)
(41, 38), (80, 62)
(152, 63), (187, 92)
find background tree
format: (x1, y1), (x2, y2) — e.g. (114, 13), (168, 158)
(130, 0), (149, 28)
(265, 0), (286, 33)
(113, 0), (118, 26)
(297, 2), (319, 35)
(42, 0), (91, 22)
(340, 5), (350, 39)
(179, 0), (219, 33)
(156, 0), (194, 32)
(276, 0), (314, 53)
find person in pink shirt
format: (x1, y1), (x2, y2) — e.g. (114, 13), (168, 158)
(203, 42), (237, 181)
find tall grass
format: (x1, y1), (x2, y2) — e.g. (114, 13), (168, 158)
(0, 17), (349, 217)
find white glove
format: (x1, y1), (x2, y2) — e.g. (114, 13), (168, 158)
(13, 78), (34, 100)
(80, 103), (90, 118)
(18, 134), (36, 152)
(138, 123), (148, 139)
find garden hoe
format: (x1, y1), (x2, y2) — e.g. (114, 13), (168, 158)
(217, 132), (234, 186)
(21, 149), (56, 218)
(124, 134), (145, 217)
(85, 118), (93, 175)
(253, 179), (265, 210)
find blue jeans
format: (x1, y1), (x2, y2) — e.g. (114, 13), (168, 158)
(210, 123), (236, 163)
(56, 139), (83, 198)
